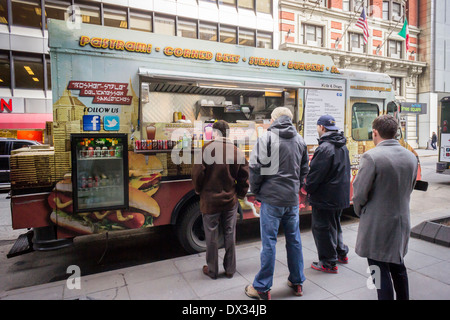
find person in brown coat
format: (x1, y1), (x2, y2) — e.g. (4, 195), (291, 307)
(191, 120), (249, 279)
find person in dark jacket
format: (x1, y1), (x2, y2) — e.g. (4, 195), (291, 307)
(431, 132), (437, 150)
(245, 107), (309, 300)
(192, 120), (249, 280)
(305, 114), (350, 274)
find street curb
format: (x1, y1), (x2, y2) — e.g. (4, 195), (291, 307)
(411, 216), (450, 247)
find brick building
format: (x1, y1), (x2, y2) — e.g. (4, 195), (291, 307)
(278, 0), (427, 148)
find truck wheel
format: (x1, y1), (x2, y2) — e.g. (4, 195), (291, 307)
(176, 201), (223, 254)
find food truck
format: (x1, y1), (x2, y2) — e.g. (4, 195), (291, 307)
(8, 19), (424, 256)
(437, 96), (450, 175)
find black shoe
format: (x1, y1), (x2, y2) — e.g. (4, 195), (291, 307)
(311, 261), (338, 274)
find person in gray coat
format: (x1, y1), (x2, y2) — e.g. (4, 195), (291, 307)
(353, 114), (418, 300)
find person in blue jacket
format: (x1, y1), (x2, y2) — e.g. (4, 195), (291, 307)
(305, 114), (350, 274)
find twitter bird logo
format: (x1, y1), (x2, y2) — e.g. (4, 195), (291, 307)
(104, 115), (120, 131)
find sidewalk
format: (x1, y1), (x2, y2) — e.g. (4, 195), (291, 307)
(414, 148), (439, 157)
(1, 215), (449, 300)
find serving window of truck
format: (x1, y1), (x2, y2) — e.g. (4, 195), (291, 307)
(8, 19), (424, 256)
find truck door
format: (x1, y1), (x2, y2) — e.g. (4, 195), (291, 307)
(386, 101), (402, 139)
(439, 97), (450, 164)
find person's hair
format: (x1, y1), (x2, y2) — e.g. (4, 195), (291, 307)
(212, 120), (229, 138)
(271, 107), (293, 121)
(372, 114), (398, 139)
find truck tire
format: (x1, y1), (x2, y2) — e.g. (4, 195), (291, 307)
(176, 201), (223, 254)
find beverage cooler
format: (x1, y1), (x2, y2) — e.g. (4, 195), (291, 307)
(71, 133), (128, 213)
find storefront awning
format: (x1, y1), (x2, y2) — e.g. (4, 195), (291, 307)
(138, 67), (305, 90)
(0, 113), (53, 130)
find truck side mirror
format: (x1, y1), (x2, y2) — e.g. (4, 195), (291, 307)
(395, 128), (402, 140)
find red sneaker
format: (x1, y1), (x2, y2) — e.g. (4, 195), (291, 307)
(311, 261), (338, 274)
(287, 280), (303, 296)
(338, 255), (349, 264)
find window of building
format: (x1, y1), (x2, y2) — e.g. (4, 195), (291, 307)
(388, 39), (402, 59)
(154, 15), (175, 36)
(257, 32), (272, 49)
(45, 0), (71, 28)
(256, 0), (271, 14)
(382, 1), (389, 20)
(12, 0), (42, 29)
(0, 0), (8, 25)
(78, 3), (100, 25)
(343, 0), (367, 12)
(392, 77), (402, 96)
(239, 28), (255, 46)
(0, 52), (10, 88)
(220, 25), (236, 44)
(199, 22), (217, 41)
(353, 0), (367, 11)
(103, 7), (127, 29)
(352, 103), (379, 140)
(178, 19), (197, 39)
(392, 2), (402, 21)
(219, 0), (236, 6)
(382, 0), (404, 21)
(130, 11), (152, 32)
(303, 24), (323, 47)
(348, 32), (366, 53)
(343, 0), (350, 11)
(238, 0), (254, 10)
(13, 54), (44, 90)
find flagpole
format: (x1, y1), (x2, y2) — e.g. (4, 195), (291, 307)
(335, 1), (365, 49)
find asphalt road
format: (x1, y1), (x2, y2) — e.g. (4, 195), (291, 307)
(0, 154), (447, 293)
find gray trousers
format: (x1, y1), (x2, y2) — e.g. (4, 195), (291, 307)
(202, 203), (238, 278)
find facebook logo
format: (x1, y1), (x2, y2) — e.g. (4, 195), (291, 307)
(83, 115), (101, 131)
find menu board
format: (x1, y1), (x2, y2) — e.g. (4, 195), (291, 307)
(304, 80), (345, 145)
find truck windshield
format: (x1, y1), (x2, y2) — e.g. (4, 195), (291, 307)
(352, 103), (379, 141)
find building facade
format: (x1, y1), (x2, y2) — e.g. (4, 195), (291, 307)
(278, 0), (427, 148)
(0, 0), (275, 141)
(1, 0), (444, 149)
(417, 0), (450, 148)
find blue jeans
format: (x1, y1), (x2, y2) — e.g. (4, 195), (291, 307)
(253, 202), (306, 292)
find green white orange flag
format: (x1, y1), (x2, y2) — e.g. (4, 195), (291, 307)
(398, 18), (410, 51)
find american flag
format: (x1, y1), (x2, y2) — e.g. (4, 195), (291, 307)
(355, 8), (369, 44)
